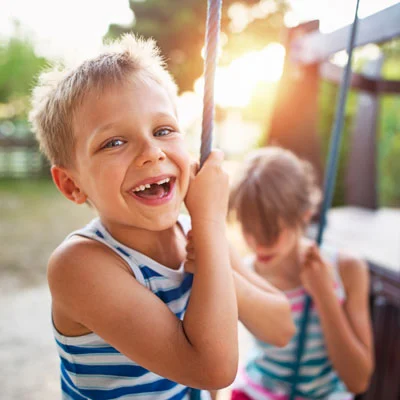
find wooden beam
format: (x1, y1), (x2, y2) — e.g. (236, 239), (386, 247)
(321, 62), (375, 92)
(292, 3), (400, 64)
(320, 62), (400, 94)
(376, 79), (400, 95)
(266, 22), (324, 185)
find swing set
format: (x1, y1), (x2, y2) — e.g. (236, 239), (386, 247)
(197, 0), (400, 399)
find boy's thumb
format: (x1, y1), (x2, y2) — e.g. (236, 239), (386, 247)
(205, 149), (224, 165)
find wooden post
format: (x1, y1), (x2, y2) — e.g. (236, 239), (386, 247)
(266, 21), (324, 185)
(345, 53), (383, 209)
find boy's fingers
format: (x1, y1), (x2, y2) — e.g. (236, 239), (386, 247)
(186, 244), (194, 253)
(211, 149), (224, 161)
(190, 161), (199, 178)
(203, 149), (224, 166)
(186, 253), (195, 261)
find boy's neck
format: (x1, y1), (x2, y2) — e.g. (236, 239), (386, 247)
(101, 218), (186, 270)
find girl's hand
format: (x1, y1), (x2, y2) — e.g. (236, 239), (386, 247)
(184, 150), (229, 225)
(300, 244), (336, 299)
(184, 230), (196, 274)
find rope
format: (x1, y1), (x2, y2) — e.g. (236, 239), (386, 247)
(200, 0), (222, 168)
(289, 1), (361, 398)
(190, 1), (222, 398)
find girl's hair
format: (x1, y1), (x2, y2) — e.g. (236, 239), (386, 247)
(229, 146), (321, 245)
(29, 34), (178, 167)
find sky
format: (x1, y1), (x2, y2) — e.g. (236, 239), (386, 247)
(1, 0), (399, 62)
(0, 0), (133, 61)
(290, 0), (399, 32)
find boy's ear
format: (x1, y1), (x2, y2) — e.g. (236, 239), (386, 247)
(51, 165), (87, 204)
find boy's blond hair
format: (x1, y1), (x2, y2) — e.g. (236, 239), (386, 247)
(229, 146), (321, 245)
(29, 34), (178, 167)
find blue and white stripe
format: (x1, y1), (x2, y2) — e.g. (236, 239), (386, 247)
(53, 215), (208, 400)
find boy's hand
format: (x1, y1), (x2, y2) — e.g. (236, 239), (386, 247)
(184, 230), (196, 274)
(184, 150), (229, 225)
(300, 244), (336, 299)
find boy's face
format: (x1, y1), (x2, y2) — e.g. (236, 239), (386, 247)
(67, 77), (191, 232)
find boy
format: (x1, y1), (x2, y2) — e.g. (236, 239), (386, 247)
(30, 34), (294, 399)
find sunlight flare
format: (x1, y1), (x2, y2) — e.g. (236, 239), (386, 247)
(195, 42), (285, 108)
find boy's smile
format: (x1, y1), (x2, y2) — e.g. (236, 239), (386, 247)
(129, 174), (176, 205)
(67, 75), (191, 241)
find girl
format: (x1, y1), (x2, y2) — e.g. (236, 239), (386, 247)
(228, 147), (374, 399)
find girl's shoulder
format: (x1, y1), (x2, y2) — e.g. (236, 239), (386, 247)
(320, 241), (369, 298)
(337, 251), (370, 295)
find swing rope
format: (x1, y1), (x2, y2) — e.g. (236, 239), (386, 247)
(289, 0), (361, 398)
(194, 0), (360, 397)
(200, 0), (222, 168)
(190, 1), (223, 398)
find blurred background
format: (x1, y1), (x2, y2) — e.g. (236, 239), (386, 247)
(0, 0), (399, 399)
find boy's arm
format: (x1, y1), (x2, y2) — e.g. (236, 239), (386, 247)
(301, 247), (374, 394)
(49, 235), (236, 391)
(230, 245), (295, 347)
(183, 150), (238, 386)
(50, 151), (238, 391)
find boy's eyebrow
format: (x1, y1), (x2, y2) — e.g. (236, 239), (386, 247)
(88, 112), (178, 142)
(152, 111), (179, 124)
(92, 122), (116, 137)
(86, 122), (117, 148)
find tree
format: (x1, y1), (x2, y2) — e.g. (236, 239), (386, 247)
(106, 0), (287, 92)
(0, 21), (47, 122)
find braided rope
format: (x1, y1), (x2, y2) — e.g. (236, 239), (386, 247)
(190, 1), (222, 399)
(289, 0), (361, 398)
(200, 0), (222, 168)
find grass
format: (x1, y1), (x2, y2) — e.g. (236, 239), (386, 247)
(0, 178), (95, 293)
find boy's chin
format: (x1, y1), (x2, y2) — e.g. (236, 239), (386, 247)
(145, 210), (182, 232)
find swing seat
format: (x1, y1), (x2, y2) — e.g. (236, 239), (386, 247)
(324, 206), (400, 400)
(324, 206), (400, 274)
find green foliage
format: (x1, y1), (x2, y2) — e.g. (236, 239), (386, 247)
(379, 96), (400, 206)
(106, 0), (287, 92)
(0, 26), (47, 104)
(0, 23), (47, 122)
(317, 81), (359, 207)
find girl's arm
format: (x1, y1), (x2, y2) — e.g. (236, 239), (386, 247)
(230, 246), (295, 346)
(301, 246), (374, 394)
(185, 234), (295, 347)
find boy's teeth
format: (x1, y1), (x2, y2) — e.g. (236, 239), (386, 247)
(133, 177), (171, 192)
(156, 177), (170, 185)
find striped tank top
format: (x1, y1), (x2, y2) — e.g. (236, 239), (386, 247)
(233, 246), (353, 400)
(52, 215), (210, 400)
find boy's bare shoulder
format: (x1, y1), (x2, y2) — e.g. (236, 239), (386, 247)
(48, 236), (132, 300)
(49, 235), (131, 272)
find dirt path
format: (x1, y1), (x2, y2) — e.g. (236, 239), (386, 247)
(0, 282), (253, 399)
(0, 284), (60, 399)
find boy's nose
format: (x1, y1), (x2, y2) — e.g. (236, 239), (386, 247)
(134, 142), (166, 167)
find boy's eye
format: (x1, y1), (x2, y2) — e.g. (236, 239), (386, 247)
(154, 128), (174, 137)
(103, 139), (125, 149)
